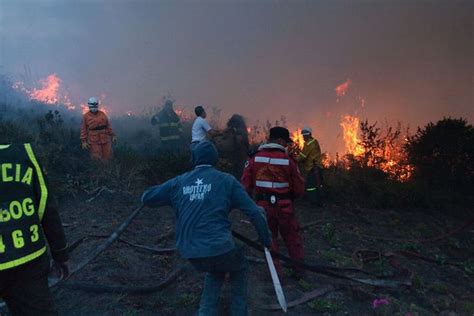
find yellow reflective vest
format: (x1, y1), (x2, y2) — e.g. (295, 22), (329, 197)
(296, 138), (323, 174)
(0, 144), (49, 270)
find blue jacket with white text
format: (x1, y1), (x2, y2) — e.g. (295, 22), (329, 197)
(141, 141), (271, 259)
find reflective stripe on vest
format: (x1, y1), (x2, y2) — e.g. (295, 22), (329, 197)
(159, 122), (181, 127)
(25, 144), (48, 221)
(254, 156), (289, 166)
(255, 180), (289, 189)
(0, 246), (47, 270)
(161, 135), (181, 141)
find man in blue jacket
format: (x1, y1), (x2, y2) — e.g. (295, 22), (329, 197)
(142, 141), (271, 316)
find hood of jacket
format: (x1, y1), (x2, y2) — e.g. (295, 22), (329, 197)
(191, 141), (219, 167)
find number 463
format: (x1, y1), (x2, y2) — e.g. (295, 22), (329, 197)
(0, 224), (40, 253)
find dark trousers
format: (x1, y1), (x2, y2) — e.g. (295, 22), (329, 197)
(189, 246), (249, 316)
(0, 254), (56, 316)
(305, 167), (323, 206)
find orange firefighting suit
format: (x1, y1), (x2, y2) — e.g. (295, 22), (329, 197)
(80, 110), (115, 161)
(241, 143), (305, 274)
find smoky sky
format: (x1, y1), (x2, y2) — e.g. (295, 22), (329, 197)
(0, 0), (472, 153)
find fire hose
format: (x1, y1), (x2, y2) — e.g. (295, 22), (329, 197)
(61, 231), (409, 294)
(1, 202), (409, 312)
(231, 231), (411, 288)
(0, 204), (147, 310)
(59, 212), (474, 293)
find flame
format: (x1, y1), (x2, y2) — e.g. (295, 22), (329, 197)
(173, 107), (192, 122)
(335, 79), (351, 97)
(338, 115), (413, 182)
(80, 104), (89, 114)
(291, 128), (305, 150)
(377, 142), (414, 182)
(322, 153), (332, 168)
(30, 74), (61, 104)
(340, 115), (365, 156)
(13, 73), (75, 110)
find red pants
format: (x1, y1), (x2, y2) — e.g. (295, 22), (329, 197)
(89, 142), (113, 161)
(258, 200), (304, 274)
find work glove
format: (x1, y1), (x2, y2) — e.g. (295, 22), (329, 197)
(112, 136), (117, 144)
(50, 260), (70, 280)
(81, 141), (89, 150)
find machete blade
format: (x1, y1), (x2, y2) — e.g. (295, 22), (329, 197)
(264, 247), (288, 313)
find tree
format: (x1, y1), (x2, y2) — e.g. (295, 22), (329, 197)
(406, 117), (474, 189)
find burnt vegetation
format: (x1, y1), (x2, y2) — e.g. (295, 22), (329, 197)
(1, 74), (473, 315)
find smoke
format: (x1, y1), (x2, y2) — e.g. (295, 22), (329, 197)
(1, 1), (472, 156)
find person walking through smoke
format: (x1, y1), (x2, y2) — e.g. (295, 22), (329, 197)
(80, 97), (117, 161)
(141, 141), (271, 315)
(151, 99), (183, 153)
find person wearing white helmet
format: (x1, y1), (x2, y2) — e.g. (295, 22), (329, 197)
(295, 126), (324, 206)
(80, 97), (116, 161)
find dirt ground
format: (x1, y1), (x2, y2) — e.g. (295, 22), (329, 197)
(4, 189), (473, 315)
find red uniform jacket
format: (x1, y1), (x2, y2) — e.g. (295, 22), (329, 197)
(241, 143), (305, 199)
(80, 111), (115, 145)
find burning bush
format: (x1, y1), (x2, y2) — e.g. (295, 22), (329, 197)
(337, 117), (413, 182)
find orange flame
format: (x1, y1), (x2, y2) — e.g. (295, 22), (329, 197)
(322, 153), (332, 168)
(80, 104), (89, 114)
(340, 115), (364, 156)
(30, 74), (61, 104)
(174, 108), (192, 122)
(338, 115), (413, 181)
(335, 79), (351, 97)
(14, 73), (75, 110)
(291, 128), (305, 150)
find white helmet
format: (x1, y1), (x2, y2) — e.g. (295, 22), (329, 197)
(301, 126), (312, 135)
(88, 97), (99, 106)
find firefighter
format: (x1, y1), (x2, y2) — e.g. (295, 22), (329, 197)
(142, 141), (271, 315)
(0, 143), (69, 316)
(151, 100), (183, 153)
(241, 126), (306, 278)
(296, 126), (324, 206)
(80, 97), (116, 161)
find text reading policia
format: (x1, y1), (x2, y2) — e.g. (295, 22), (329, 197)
(0, 163), (39, 253)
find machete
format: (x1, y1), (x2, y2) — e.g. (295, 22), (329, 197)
(264, 247), (288, 313)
